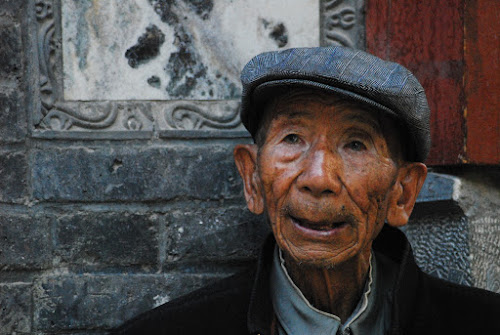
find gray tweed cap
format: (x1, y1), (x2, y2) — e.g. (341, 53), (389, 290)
(240, 46), (431, 162)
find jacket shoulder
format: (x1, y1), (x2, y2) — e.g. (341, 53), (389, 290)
(418, 273), (500, 332)
(112, 267), (255, 335)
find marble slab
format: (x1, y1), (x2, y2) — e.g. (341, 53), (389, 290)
(62, 0), (320, 101)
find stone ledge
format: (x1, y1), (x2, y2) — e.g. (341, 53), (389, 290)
(31, 129), (251, 140)
(416, 172), (460, 203)
(408, 169), (500, 293)
(403, 208), (471, 286)
(408, 172), (469, 286)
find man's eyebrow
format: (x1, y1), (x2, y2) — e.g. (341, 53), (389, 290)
(274, 109), (314, 121)
(342, 114), (382, 133)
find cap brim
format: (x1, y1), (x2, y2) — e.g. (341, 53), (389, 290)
(252, 79), (399, 122)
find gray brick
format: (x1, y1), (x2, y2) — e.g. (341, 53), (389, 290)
(0, 89), (27, 143)
(0, 283), (31, 333)
(0, 212), (51, 269)
(0, 90), (27, 143)
(32, 145), (243, 202)
(164, 206), (269, 264)
(0, 0), (26, 18)
(55, 212), (158, 268)
(0, 150), (28, 202)
(0, 91), (27, 143)
(33, 273), (219, 331)
(0, 24), (22, 78)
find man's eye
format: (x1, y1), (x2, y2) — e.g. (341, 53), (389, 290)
(346, 140), (366, 151)
(283, 134), (300, 144)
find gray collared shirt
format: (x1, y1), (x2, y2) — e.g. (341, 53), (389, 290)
(270, 246), (397, 335)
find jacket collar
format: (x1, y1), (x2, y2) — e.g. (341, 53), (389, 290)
(372, 225), (420, 334)
(247, 234), (277, 335)
(247, 225), (420, 335)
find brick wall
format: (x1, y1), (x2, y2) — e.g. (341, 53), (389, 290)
(1, 1), (499, 334)
(0, 2), (270, 333)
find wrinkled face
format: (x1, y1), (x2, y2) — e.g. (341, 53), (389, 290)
(255, 92), (400, 267)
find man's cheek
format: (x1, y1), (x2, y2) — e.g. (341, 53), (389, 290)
(342, 170), (373, 211)
(265, 168), (296, 199)
(343, 183), (386, 217)
(344, 187), (371, 213)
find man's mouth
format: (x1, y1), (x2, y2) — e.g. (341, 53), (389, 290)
(291, 216), (347, 232)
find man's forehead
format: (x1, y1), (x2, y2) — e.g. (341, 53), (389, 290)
(268, 89), (382, 131)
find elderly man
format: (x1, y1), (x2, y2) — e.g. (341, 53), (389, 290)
(113, 47), (500, 334)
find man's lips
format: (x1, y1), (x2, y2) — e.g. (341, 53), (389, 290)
(290, 216), (348, 232)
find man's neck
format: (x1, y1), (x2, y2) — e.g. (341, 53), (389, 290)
(282, 247), (371, 323)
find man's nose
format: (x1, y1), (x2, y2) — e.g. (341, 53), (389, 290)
(296, 145), (342, 197)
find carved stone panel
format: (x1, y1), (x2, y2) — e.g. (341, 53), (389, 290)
(320, 0), (365, 48)
(34, 0), (365, 135)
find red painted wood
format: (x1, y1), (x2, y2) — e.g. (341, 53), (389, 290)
(465, 0), (500, 164)
(366, 0), (466, 165)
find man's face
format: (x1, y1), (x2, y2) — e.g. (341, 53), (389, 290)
(252, 91), (401, 267)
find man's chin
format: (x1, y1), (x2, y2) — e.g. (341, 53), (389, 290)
(279, 242), (359, 269)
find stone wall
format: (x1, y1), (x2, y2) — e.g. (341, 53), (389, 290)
(0, 1), (499, 334)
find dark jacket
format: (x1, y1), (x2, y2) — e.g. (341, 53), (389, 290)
(112, 226), (500, 335)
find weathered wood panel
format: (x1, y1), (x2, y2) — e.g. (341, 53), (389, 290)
(465, 0), (500, 164)
(366, 0), (466, 165)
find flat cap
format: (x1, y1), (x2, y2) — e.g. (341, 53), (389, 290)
(240, 46), (431, 162)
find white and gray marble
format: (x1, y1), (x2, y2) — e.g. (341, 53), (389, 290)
(62, 0), (319, 101)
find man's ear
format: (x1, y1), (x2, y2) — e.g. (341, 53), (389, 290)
(386, 162), (427, 227)
(233, 144), (264, 215)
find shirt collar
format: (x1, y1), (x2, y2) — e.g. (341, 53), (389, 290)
(248, 226), (415, 335)
(270, 246), (378, 335)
